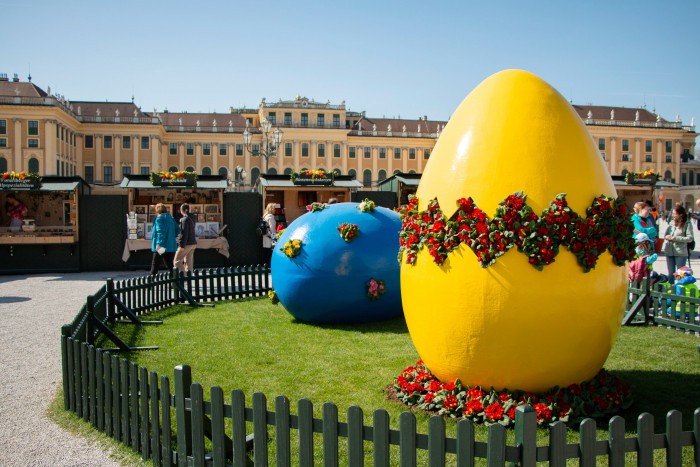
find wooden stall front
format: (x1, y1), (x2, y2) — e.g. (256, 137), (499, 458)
(119, 174), (230, 268)
(612, 175), (677, 214)
(376, 172), (421, 207)
(0, 176), (88, 274)
(256, 174), (363, 224)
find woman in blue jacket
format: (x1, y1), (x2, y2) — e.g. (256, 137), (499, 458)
(150, 203), (180, 275)
(631, 201), (657, 243)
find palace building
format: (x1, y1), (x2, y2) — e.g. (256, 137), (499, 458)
(0, 72), (697, 210)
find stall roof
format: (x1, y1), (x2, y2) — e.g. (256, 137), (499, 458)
(611, 175), (678, 189)
(258, 174), (363, 188)
(1, 176), (90, 194)
(376, 172), (422, 188)
(120, 174), (228, 189)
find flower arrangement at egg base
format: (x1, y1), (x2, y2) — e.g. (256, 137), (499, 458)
(357, 198), (376, 213)
(280, 239), (302, 258)
(268, 289), (279, 304)
(306, 202), (327, 212)
(366, 278), (386, 300)
(397, 193), (635, 272)
(338, 223), (360, 242)
(389, 360), (633, 428)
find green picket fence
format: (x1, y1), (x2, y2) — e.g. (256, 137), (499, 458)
(60, 268), (700, 466)
(625, 278), (700, 335)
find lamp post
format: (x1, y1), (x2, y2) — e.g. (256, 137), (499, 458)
(242, 118), (283, 174)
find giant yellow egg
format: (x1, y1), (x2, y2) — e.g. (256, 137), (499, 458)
(401, 69), (627, 393)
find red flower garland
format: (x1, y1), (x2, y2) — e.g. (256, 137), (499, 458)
(398, 193), (635, 272)
(391, 360), (633, 427)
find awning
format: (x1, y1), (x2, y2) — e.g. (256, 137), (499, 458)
(612, 180), (678, 189)
(120, 175), (228, 189)
(0, 176), (89, 194)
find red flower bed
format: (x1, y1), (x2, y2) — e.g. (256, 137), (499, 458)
(390, 360), (633, 427)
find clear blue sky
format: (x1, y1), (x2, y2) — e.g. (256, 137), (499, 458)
(4, 1), (699, 135)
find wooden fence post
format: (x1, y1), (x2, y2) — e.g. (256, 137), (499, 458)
(513, 405), (536, 466)
(174, 364), (193, 466)
(60, 331), (70, 410)
(105, 278), (116, 321)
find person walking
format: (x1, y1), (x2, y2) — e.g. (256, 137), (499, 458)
(663, 204), (694, 283)
(150, 203), (179, 275)
(173, 203), (197, 275)
(262, 202), (277, 265)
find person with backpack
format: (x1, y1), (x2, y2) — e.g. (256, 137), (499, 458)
(663, 204), (694, 284)
(261, 202), (277, 266)
(174, 203), (197, 275)
(628, 233), (666, 285)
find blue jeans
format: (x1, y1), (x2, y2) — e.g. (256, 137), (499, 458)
(666, 255), (688, 283)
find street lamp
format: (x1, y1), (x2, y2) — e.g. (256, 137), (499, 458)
(242, 118), (283, 174)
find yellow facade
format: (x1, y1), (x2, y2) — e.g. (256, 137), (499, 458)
(0, 76), (696, 208)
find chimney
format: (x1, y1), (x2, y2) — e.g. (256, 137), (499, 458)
(12, 73), (20, 82)
(0, 73), (8, 81)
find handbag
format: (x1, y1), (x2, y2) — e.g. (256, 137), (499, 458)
(654, 237), (664, 254)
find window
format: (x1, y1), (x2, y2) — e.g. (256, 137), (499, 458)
(218, 167), (227, 177)
(169, 143), (177, 155)
(424, 149), (430, 159)
(85, 135), (94, 148)
(645, 140), (652, 153)
(268, 168), (277, 175)
(645, 155), (652, 163)
(61, 161), (65, 176)
(622, 154), (630, 162)
(28, 158), (39, 173)
(103, 166), (113, 183)
(203, 143), (211, 155)
(56, 160), (59, 175)
(253, 144), (259, 154)
(301, 113), (308, 127)
(666, 155), (673, 163)
(0, 138), (6, 148)
(665, 141), (672, 153)
(302, 143), (309, 157)
(363, 169), (372, 188)
(235, 144), (243, 156)
(409, 148), (416, 159)
(284, 112), (292, 126)
(334, 144), (340, 158)
(187, 143), (194, 155)
(186, 166), (195, 172)
(378, 169), (387, 182)
(284, 168), (293, 175)
(140, 166), (150, 175)
(122, 135), (131, 149)
(318, 143), (325, 157)
(84, 166), (94, 183)
(28, 120), (38, 136)
(219, 144), (226, 156)
(250, 167), (260, 185)
(364, 147), (371, 159)
(140, 136), (149, 149)
(0, 156), (6, 172)
(317, 114), (325, 127)
(28, 139), (39, 148)
(622, 139), (629, 152)
(598, 138), (605, 151)
(122, 165), (131, 176)
(332, 114), (340, 128)
(268, 112), (276, 125)
(202, 167), (212, 175)
(104, 135), (113, 149)
(348, 169), (357, 179)
(285, 142), (292, 157)
(394, 148), (401, 159)
(682, 173), (687, 186)
(0, 119), (6, 134)
(169, 166), (178, 172)
(349, 147), (356, 158)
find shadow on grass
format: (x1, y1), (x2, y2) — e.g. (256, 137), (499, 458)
(290, 315), (409, 334)
(614, 369), (700, 431)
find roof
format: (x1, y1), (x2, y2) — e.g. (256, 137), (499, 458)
(0, 80), (48, 98)
(258, 174), (363, 188)
(120, 174), (228, 189)
(611, 175), (678, 188)
(352, 117), (446, 134)
(376, 172), (422, 187)
(573, 105), (665, 123)
(0, 176), (89, 193)
(70, 101), (149, 119)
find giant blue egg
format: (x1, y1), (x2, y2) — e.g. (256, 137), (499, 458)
(271, 202), (402, 324)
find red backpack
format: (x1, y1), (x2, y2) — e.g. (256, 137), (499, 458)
(628, 256), (651, 284)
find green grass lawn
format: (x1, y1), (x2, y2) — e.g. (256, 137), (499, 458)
(79, 298), (699, 465)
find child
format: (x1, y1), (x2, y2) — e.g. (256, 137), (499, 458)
(628, 233), (665, 284)
(668, 266), (700, 323)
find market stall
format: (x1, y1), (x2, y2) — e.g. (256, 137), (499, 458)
(0, 175), (89, 274)
(612, 173), (677, 213)
(376, 172), (421, 207)
(119, 173), (229, 268)
(256, 172), (363, 223)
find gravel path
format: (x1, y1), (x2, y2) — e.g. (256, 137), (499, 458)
(0, 271), (142, 467)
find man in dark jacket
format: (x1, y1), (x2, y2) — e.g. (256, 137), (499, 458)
(173, 203), (197, 274)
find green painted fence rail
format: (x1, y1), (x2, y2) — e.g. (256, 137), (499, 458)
(61, 268), (700, 466)
(625, 278), (700, 334)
